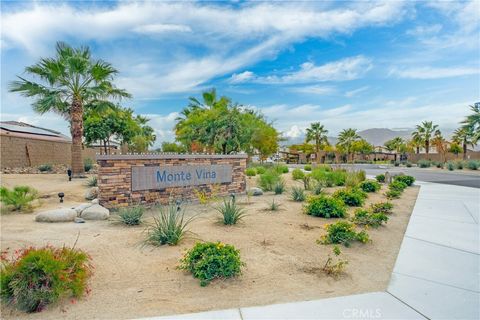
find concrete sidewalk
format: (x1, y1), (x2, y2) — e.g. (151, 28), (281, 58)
(142, 182), (480, 320)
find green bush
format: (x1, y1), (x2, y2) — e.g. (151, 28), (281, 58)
(216, 198), (246, 225)
(257, 169), (281, 191)
(385, 189), (401, 199)
(273, 180), (286, 195)
(255, 166), (266, 174)
(245, 168), (257, 177)
(447, 161), (455, 171)
(145, 203), (194, 245)
(370, 202), (394, 214)
(433, 161), (444, 169)
(116, 206), (144, 226)
(418, 159), (431, 168)
(389, 180), (408, 192)
(330, 169), (347, 186)
(406, 162), (412, 167)
(304, 164), (312, 171)
(291, 168), (305, 180)
(375, 174), (385, 183)
(319, 221), (369, 247)
(352, 209), (388, 228)
(84, 158), (94, 172)
(274, 165), (289, 174)
(290, 186), (306, 202)
(359, 180), (381, 193)
(179, 242), (243, 286)
(37, 163), (52, 172)
(456, 161), (464, 169)
(310, 167), (346, 187)
(0, 246), (92, 313)
(86, 176), (97, 187)
(394, 175), (415, 186)
(304, 196), (346, 218)
(467, 160), (479, 170)
(332, 188), (366, 207)
(0, 186), (38, 212)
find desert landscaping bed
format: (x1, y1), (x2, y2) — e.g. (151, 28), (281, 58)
(1, 173), (419, 319)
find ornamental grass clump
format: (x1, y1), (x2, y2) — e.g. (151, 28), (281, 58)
(146, 203), (194, 246)
(257, 169), (281, 191)
(273, 180), (286, 195)
(274, 165), (289, 174)
(467, 160), (479, 170)
(417, 159), (431, 168)
(116, 206), (144, 226)
(304, 164), (312, 171)
(291, 168), (305, 180)
(86, 176), (97, 187)
(255, 166), (266, 174)
(332, 188), (367, 207)
(0, 246), (92, 313)
(393, 175), (415, 186)
(304, 196), (346, 218)
(38, 163), (52, 172)
(318, 220), (369, 247)
(245, 168), (257, 177)
(0, 186), (38, 213)
(447, 161), (455, 171)
(217, 198), (247, 225)
(290, 186), (306, 202)
(370, 202), (394, 214)
(266, 198), (281, 212)
(179, 242), (244, 286)
(352, 209), (388, 228)
(359, 180), (381, 193)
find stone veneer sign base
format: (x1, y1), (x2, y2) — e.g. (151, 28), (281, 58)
(96, 153), (247, 208)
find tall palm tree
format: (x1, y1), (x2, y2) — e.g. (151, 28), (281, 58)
(9, 42), (130, 177)
(453, 126), (474, 160)
(461, 104), (480, 144)
(384, 137), (405, 162)
(336, 128), (360, 163)
(411, 121), (438, 155)
(305, 122), (329, 159)
(408, 135), (423, 154)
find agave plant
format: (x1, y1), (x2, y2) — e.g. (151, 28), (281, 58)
(0, 186), (38, 212)
(145, 203), (195, 245)
(217, 198), (247, 225)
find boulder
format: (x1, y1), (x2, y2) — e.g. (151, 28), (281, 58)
(80, 204), (109, 220)
(250, 187), (263, 196)
(91, 199), (99, 204)
(74, 217), (86, 223)
(35, 208), (77, 223)
(73, 203), (92, 215)
(85, 187), (99, 200)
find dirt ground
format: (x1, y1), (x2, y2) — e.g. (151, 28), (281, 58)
(0, 173), (419, 319)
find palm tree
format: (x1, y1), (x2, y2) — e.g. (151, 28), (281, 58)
(453, 126), (474, 160)
(461, 104), (480, 144)
(336, 128), (360, 163)
(305, 122), (329, 161)
(384, 137), (405, 162)
(9, 42), (130, 177)
(411, 121), (439, 155)
(409, 135), (423, 154)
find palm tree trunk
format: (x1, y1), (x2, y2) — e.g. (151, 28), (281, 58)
(425, 140), (429, 155)
(416, 146), (419, 154)
(70, 97), (85, 177)
(463, 141), (467, 160)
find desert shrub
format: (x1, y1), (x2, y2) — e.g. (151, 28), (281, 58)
(291, 168), (305, 180)
(455, 161), (464, 169)
(322, 246), (348, 278)
(352, 209), (388, 228)
(255, 166), (266, 174)
(330, 169), (347, 186)
(467, 160), (479, 170)
(216, 198), (246, 225)
(304, 196), (346, 218)
(145, 203), (194, 246)
(193, 185), (219, 205)
(290, 186), (306, 202)
(0, 246), (92, 313)
(433, 161), (444, 168)
(406, 162), (412, 167)
(394, 161), (400, 167)
(312, 181), (324, 195)
(370, 202), (394, 214)
(273, 180), (286, 195)
(385, 189), (401, 199)
(302, 174), (312, 190)
(304, 164), (312, 171)
(37, 163), (52, 172)
(116, 206), (144, 226)
(418, 159), (431, 168)
(375, 174), (385, 183)
(83, 158), (94, 172)
(0, 186), (38, 212)
(447, 161), (455, 171)
(179, 242), (244, 286)
(389, 180), (408, 192)
(359, 180), (381, 193)
(257, 169), (281, 191)
(245, 168), (257, 177)
(86, 176), (97, 187)
(310, 167), (345, 187)
(332, 188), (366, 207)
(394, 175), (415, 186)
(266, 198), (281, 211)
(274, 165), (289, 174)
(318, 221), (369, 247)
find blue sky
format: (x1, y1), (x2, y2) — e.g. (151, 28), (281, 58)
(1, 1), (479, 146)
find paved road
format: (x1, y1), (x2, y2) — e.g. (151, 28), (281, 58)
(289, 163), (480, 188)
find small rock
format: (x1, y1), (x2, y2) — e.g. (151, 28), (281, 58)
(35, 208), (77, 223)
(80, 204), (109, 220)
(85, 187), (99, 200)
(250, 187), (263, 196)
(91, 199), (99, 204)
(73, 203), (93, 215)
(74, 217), (85, 223)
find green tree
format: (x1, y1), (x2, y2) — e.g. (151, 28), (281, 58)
(412, 121), (439, 155)
(336, 128), (361, 162)
(9, 42), (130, 176)
(161, 142), (187, 153)
(461, 104), (480, 143)
(352, 139), (374, 156)
(453, 126), (475, 160)
(305, 122), (329, 157)
(448, 142), (462, 157)
(384, 137), (406, 162)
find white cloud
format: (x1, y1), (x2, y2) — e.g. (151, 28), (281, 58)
(285, 125), (303, 138)
(229, 71), (255, 84)
(132, 24), (192, 34)
(345, 86), (369, 97)
(292, 85), (337, 95)
(390, 66), (479, 79)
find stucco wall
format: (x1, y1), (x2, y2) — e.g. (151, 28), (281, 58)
(97, 154), (247, 208)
